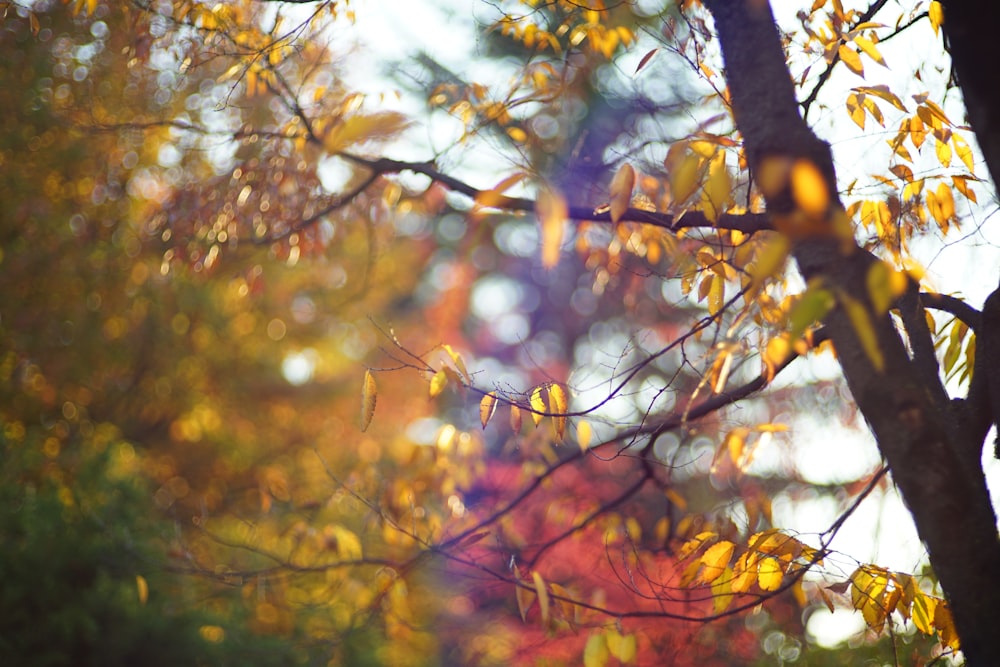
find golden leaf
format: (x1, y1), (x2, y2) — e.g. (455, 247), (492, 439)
(583, 634), (610, 667)
(708, 274), (725, 316)
(703, 151), (730, 221)
(515, 579), (535, 622)
(929, 1), (944, 35)
(757, 557), (784, 591)
(548, 383), (568, 440)
(911, 591), (937, 635)
(323, 112), (411, 154)
(838, 44), (864, 76)
(441, 343), (470, 382)
(479, 392), (497, 429)
(790, 160), (829, 217)
(476, 173), (526, 209)
(935, 137), (952, 168)
(510, 404), (522, 433)
(531, 571), (550, 625)
(953, 133), (975, 173)
(609, 163), (636, 223)
(853, 36), (886, 67)
(670, 152), (702, 204)
(605, 629), (637, 662)
(935, 601), (961, 650)
(360, 370), (377, 431)
(529, 386), (546, 426)
(429, 369), (448, 397)
(854, 85), (907, 111)
(136, 575), (148, 605)
(536, 187), (568, 269)
(699, 540), (735, 584)
(577, 420), (592, 450)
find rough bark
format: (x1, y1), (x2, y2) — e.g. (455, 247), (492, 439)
(701, 2), (1000, 663)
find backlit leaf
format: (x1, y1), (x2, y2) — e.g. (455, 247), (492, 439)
(935, 601), (960, 650)
(935, 137), (952, 168)
(476, 173), (526, 209)
(928, 1), (943, 35)
(703, 152), (730, 221)
(548, 383), (568, 440)
(708, 274), (725, 316)
(757, 557), (784, 591)
(912, 591), (937, 635)
(853, 35), (886, 67)
(584, 634), (610, 667)
(838, 44), (864, 76)
(510, 404), (523, 433)
(360, 370), (377, 431)
(670, 152), (702, 204)
(791, 159), (829, 216)
(700, 540), (735, 584)
(531, 571), (550, 625)
(429, 369), (448, 397)
(515, 580), (535, 622)
(536, 187), (568, 269)
(854, 85), (907, 111)
(529, 386), (546, 426)
(953, 133), (975, 173)
(605, 629), (637, 663)
(479, 392), (497, 429)
(441, 343), (470, 382)
(609, 163), (636, 224)
(136, 575), (148, 605)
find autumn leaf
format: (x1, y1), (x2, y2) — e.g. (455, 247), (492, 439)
(670, 152), (702, 204)
(135, 575), (148, 605)
(547, 383), (568, 440)
(429, 369), (448, 397)
(360, 370), (377, 431)
(479, 392), (497, 428)
(634, 48), (658, 75)
(536, 187), (568, 269)
(529, 386), (546, 426)
(703, 151), (730, 221)
(605, 629), (637, 662)
(583, 634), (610, 667)
(853, 35), (886, 68)
(838, 44), (864, 77)
(609, 163), (636, 223)
(699, 540), (735, 584)
(757, 557), (784, 591)
(840, 292), (885, 371)
(577, 420), (592, 450)
(790, 159), (829, 217)
(323, 111), (411, 153)
(928, 1), (944, 35)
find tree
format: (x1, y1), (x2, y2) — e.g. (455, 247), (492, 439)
(2, 0), (998, 665)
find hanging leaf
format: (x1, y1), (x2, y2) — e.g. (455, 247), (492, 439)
(670, 152), (702, 204)
(703, 151), (730, 221)
(441, 343), (470, 382)
(360, 370), (377, 431)
(536, 187), (568, 269)
(515, 579), (536, 622)
(853, 36), (886, 68)
(952, 133), (975, 173)
(790, 159), (829, 217)
(583, 634), (610, 667)
(699, 540), (735, 584)
(928, 1), (944, 35)
(854, 85), (906, 111)
(605, 629), (637, 663)
(479, 392), (498, 428)
(548, 384), (568, 440)
(531, 571), (550, 624)
(429, 369), (448, 397)
(757, 557), (784, 591)
(838, 44), (864, 76)
(634, 48), (658, 75)
(609, 163), (636, 224)
(510, 404), (523, 433)
(529, 386), (546, 426)
(935, 137), (952, 168)
(135, 575), (149, 605)
(577, 420), (592, 450)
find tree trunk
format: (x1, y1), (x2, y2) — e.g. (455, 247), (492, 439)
(701, 2), (1000, 663)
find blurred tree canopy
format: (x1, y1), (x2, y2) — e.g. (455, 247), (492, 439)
(1, 0), (998, 665)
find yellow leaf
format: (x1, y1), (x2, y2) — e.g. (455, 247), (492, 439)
(577, 420), (592, 450)
(670, 153), (702, 204)
(531, 571), (550, 625)
(136, 575), (148, 605)
(708, 274), (725, 316)
(854, 85), (906, 111)
(866, 261), (894, 315)
(791, 159), (829, 216)
(763, 335), (792, 380)
(548, 383), (568, 440)
(846, 92), (866, 129)
(838, 44), (864, 76)
(584, 634), (610, 667)
(935, 181), (955, 223)
(529, 386), (546, 426)
(853, 35), (886, 67)
(712, 568), (734, 613)
(360, 370), (377, 431)
(928, 1), (944, 35)
(323, 112), (410, 153)
(510, 404), (522, 433)
(840, 292), (885, 371)
(700, 540), (735, 584)
(476, 173), (526, 209)
(441, 343), (470, 382)
(703, 151), (730, 221)
(911, 591), (937, 635)
(480, 392), (498, 429)
(515, 580), (536, 622)
(952, 175), (977, 203)
(605, 629), (637, 663)
(429, 369), (448, 397)
(909, 115), (926, 149)
(506, 126), (527, 143)
(935, 601), (960, 650)
(953, 133), (975, 173)
(609, 163), (636, 223)
(536, 188), (567, 269)
(935, 137), (952, 168)
(757, 557), (784, 591)
(725, 428), (748, 468)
